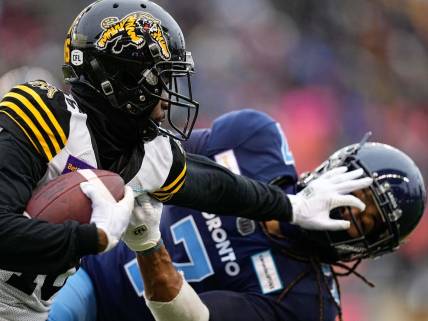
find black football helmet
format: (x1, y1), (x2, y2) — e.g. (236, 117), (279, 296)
(300, 135), (426, 263)
(63, 0), (198, 141)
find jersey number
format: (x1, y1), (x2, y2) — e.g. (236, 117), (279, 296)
(170, 216), (214, 282)
(6, 272), (68, 301)
(276, 123), (295, 165)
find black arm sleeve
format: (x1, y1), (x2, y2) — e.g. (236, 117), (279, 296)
(167, 153), (293, 222)
(0, 130), (99, 274)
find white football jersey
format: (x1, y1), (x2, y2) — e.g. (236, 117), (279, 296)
(0, 81), (186, 320)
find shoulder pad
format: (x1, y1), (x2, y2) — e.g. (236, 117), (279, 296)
(208, 109), (297, 184)
(0, 81), (71, 161)
(206, 109), (276, 154)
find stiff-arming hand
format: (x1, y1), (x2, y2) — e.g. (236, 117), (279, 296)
(80, 183), (135, 252)
(288, 166), (373, 231)
(123, 193), (163, 252)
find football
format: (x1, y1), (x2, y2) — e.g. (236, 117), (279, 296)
(26, 169), (125, 224)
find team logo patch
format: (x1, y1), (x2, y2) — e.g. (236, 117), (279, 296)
(28, 80), (59, 99)
(62, 155), (95, 174)
(236, 217), (256, 236)
(71, 49), (84, 66)
(251, 250), (283, 294)
(96, 12), (171, 60)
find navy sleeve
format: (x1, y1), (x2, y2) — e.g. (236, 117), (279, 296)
(184, 109), (298, 185)
(207, 109), (298, 184)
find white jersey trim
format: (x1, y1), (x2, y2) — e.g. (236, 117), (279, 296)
(129, 135), (173, 195)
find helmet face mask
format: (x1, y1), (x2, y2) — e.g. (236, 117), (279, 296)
(145, 54), (199, 140)
(301, 138), (426, 263)
(63, 0), (199, 141)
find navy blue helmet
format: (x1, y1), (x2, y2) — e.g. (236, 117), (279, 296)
(63, 0), (198, 141)
(300, 138), (426, 262)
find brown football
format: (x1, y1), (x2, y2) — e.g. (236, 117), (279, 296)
(26, 169), (125, 224)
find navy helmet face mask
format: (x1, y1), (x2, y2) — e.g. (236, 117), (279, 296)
(63, 0), (199, 142)
(300, 134), (426, 263)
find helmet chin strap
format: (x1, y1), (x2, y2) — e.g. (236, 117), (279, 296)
(140, 118), (160, 142)
(89, 58), (120, 108)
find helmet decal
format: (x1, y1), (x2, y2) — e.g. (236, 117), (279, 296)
(71, 49), (84, 66)
(64, 4), (89, 64)
(64, 36), (71, 64)
(63, 1), (199, 141)
(96, 12), (171, 60)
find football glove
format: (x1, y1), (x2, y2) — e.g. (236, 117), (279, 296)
(80, 182), (135, 252)
(288, 166), (373, 231)
(122, 193), (163, 252)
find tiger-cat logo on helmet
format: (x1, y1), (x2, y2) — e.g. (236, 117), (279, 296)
(96, 12), (171, 60)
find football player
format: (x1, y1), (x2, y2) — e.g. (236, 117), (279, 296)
(48, 109), (425, 321)
(0, 1), (371, 321)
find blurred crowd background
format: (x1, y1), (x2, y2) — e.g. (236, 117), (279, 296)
(1, 0), (427, 320)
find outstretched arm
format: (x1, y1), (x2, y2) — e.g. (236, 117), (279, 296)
(167, 153), (293, 221)
(166, 154), (373, 231)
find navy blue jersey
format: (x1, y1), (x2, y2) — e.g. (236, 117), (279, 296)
(160, 110), (338, 304)
(56, 110), (339, 321)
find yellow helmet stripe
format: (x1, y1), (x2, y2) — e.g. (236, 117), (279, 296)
(0, 101), (53, 160)
(15, 85), (67, 145)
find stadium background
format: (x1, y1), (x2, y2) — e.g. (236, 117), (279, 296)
(1, 0), (427, 320)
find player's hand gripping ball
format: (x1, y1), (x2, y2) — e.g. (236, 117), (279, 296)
(26, 169), (125, 224)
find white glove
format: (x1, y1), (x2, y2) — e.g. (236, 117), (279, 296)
(122, 193), (163, 252)
(80, 182), (135, 252)
(289, 166), (373, 231)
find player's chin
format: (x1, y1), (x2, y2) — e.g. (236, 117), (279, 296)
(150, 113), (166, 124)
(149, 102), (164, 119)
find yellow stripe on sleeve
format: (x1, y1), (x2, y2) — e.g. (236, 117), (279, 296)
(15, 85), (67, 145)
(0, 101), (53, 160)
(156, 179), (186, 201)
(0, 110), (41, 154)
(158, 163), (187, 192)
(4, 92), (62, 154)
